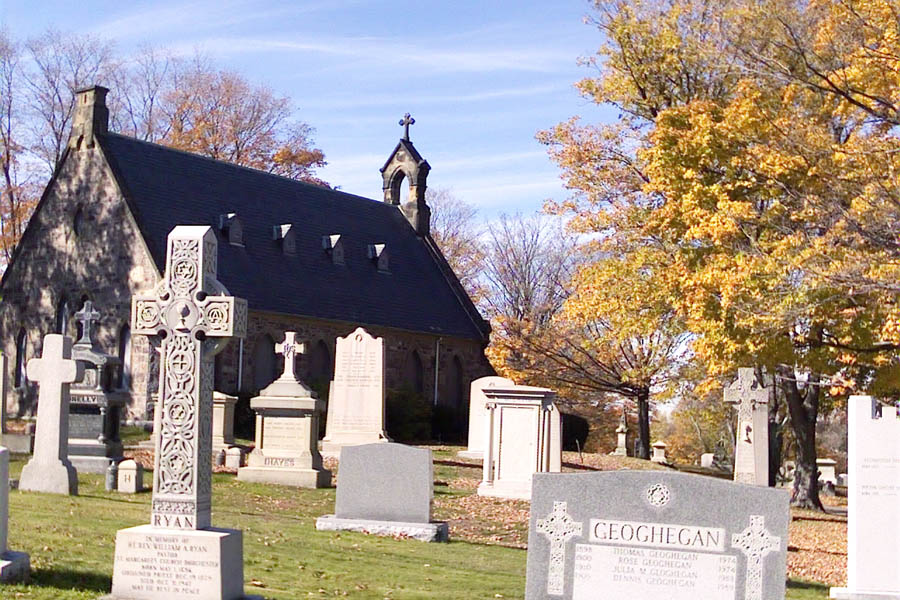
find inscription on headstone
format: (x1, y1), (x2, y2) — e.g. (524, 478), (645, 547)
(525, 471), (789, 600)
(724, 368), (769, 486)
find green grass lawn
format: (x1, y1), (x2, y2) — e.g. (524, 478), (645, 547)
(1, 452), (830, 599)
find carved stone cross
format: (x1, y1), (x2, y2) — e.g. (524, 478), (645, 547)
(74, 300), (100, 346)
(399, 112), (415, 141)
(132, 226), (247, 530)
(275, 331), (305, 382)
(19, 334), (84, 495)
(536, 501), (583, 596)
(731, 515), (781, 600)
(725, 368), (769, 485)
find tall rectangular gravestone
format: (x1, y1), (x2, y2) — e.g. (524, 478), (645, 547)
(526, 471), (789, 600)
(316, 442), (447, 542)
(321, 327), (389, 456)
(458, 376), (513, 459)
(831, 396), (900, 599)
(725, 368), (769, 486)
(107, 226), (251, 600)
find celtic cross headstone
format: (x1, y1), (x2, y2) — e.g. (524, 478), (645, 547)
(109, 225), (248, 600)
(724, 368), (769, 485)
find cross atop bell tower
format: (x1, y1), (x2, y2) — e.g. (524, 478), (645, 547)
(380, 113), (431, 236)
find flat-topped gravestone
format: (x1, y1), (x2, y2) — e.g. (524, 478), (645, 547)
(831, 396), (900, 599)
(321, 327), (389, 456)
(107, 225), (252, 600)
(19, 334), (83, 495)
(0, 447), (29, 582)
(316, 443), (447, 542)
(458, 376), (514, 459)
(238, 332), (331, 488)
(478, 384), (562, 500)
(212, 392), (238, 454)
(725, 368), (769, 485)
(526, 471), (789, 600)
(117, 459), (144, 494)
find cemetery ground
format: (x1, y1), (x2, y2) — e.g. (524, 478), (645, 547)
(2, 445), (839, 599)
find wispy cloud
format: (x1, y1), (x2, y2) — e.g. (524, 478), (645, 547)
(166, 35), (572, 74)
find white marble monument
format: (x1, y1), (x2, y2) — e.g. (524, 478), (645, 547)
(107, 226), (251, 600)
(650, 441), (668, 464)
(321, 327), (389, 456)
(0, 447), (29, 582)
(117, 459), (144, 494)
(458, 376), (513, 460)
(831, 396), (900, 599)
(212, 391), (238, 454)
(19, 334), (83, 495)
(725, 368), (769, 485)
(238, 332), (331, 488)
(478, 384), (562, 500)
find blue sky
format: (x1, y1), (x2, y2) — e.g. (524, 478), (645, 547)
(1, 1), (614, 219)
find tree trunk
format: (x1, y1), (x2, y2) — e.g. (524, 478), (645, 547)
(766, 370), (783, 487)
(636, 388), (651, 460)
(778, 365), (824, 510)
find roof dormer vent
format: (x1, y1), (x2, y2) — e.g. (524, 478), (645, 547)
(218, 213), (243, 246)
(368, 243), (389, 272)
(322, 234), (344, 265)
(273, 224), (296, 255)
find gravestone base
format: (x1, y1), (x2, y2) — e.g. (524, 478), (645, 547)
(831, 589), (900, 599)
(456, 450), (483, 460)
(477, 479), (532, 501)
(0, 433), (33, 454)
(108, 525), (249, 600)
(315, 515), (448, 542)
(68, 452), (118, 475)
(19, 459), (77, 495)
(237, 465), (331, 488)
(0, 550), (30, 582)
(320, 433), (388, 458)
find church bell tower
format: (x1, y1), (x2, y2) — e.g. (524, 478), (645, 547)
(380, 113), (431, 236)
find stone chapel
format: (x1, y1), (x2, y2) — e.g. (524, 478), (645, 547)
(0, 86), (493, 431)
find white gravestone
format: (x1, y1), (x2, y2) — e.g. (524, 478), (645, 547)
(478, 384), (562, 500)
(725, 368), (769, 486)
(458, 376), (514, 459)
(818, 458), (838, 486)
(108, 225), (251, 600)
(19, 334), (83, 495)
(212, 391), (238, 454)
(321, 327), (389, 456)
(650, 441), (667, 464)
(611, 413), (629, 457)
(117, 459), (144, 494)
(0, 447), (29, 582)
(238, 332), (331, 488)
(831, 396), (900, 599)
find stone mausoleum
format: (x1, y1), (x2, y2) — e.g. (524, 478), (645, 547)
(0, 86), (492, 432)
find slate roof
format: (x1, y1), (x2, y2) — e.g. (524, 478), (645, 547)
(98, 133), (489, 341)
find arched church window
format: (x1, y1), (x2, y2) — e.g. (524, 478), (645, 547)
(55, 296), (70, 335)
(450, 355), (465, 408)
(14, 329), (26, 388)
(403, 349), (424, 395)
(252, 333), (277, 391)
(117, 324), (131, 390)
(309, 339), (332, 383)
(73, 205), (84, 237)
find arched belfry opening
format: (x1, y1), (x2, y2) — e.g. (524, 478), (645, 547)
(380, 113), (431, 236)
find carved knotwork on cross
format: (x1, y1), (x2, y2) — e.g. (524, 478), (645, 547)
(132, 225), (246, 530)
(725, 368), (768, 422)
(74, 300), (101, 346)
(731, 515), (781, 600)
(399, 112), (415, 141)
(275, 331), (305, 382)
(536, 501), (583, 596)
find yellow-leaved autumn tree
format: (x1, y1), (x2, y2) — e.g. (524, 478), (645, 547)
(541, 0), (900, 508)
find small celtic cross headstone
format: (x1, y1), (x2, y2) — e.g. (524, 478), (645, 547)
(74, 300), (100, 346)
(399, 112), (415, 141)
(18, 334), (84, 495)
(536, 501), (583, 596)
(725, 368), (769, 485)
(275, 331), (305, 382)
(732, 515), (781, 600)
(132, 225), (247, 530)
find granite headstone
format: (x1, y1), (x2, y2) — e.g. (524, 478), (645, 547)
(0, 446), (29, 582)
(526, 470), (789, 600)
(724, 368), (769, 485)
(316, 442), (447, 542)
